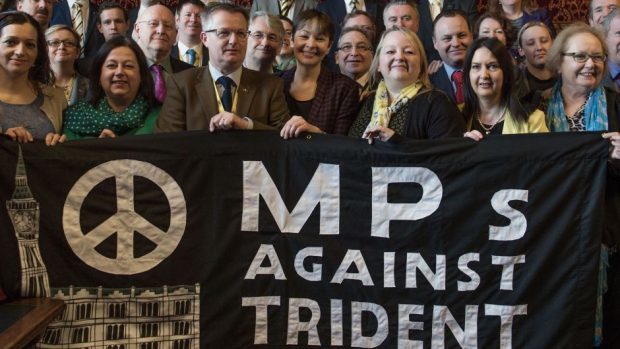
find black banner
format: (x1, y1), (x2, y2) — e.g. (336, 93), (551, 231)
(0, 131), (608, 348)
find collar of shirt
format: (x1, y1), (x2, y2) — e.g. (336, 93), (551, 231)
(177, 41), (202, 57)
(208, 62), (242, 87)
(609, 62), (620, 80)
(356, 72), (370, 88)
(148, 57), (173, 74)
(344, 0), (366, 13)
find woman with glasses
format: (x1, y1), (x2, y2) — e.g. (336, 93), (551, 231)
(45, 25), (88, 106)
(279, 9), (360, 138)
(62, 36), (158, 139)
(0, 12), (66, 145)
(348, 28), (465, 142)
(545, 22), (620, 347)
(462, 38), (547, 140)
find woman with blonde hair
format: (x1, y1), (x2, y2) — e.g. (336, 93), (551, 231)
(348, 27), (464, 142)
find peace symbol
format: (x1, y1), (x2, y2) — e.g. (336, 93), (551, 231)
(63, 159), (186, 275)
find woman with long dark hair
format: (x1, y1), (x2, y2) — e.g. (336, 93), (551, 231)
(462, 37), (547, 140)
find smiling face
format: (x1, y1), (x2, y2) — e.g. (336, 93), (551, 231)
(519, 25), (552, 69)
(201, 10), (248, 74)
(100, 46), (141, 108)
(247, 16), (282, 66)
(590, 0), (620, 29)
(293, 20), (331, 67)
(0, 23), (38, 79)
(46, 28), (79, 65)
(478, 18), (506, 45)
(377, 30), (421, 89)
(176, 3), (203, 39)
(335, 30), (372, 80)
(433, 15), (473, 68)
(279, 19), (293, 57)
(469, 46), (503, 103)
(135, 4), (177, 62)
(559, 32), (605, 93)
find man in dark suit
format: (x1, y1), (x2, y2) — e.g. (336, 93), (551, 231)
(317, 0), (384, 72)
(418, 0), (477, 61)
(429, 9), (473, 105)
(49, 0), (102, 58)
(155, 3), (288, 132)
(171, 0), (208, 67)
(250, 0), (317, 23)
(604, 8), (620, 92)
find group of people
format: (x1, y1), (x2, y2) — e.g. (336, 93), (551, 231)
(0, 0), (619, 346)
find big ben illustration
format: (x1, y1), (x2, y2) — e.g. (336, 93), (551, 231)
(6, 146), (50, 297)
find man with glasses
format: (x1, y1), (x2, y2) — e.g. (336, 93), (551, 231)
(16, 0), (54, 29)
(335, 27), (374, 99)
(155, 3), (288, 132)
(172, 0), (208, 67)
(135, 4), (192, 104)
(244, 11), (284, 74)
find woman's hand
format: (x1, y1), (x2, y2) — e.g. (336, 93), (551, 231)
(464, 130), (484, 141)
(45, 133), (66, 146)
(5, 126), (33, 143)
(363, 126), (395, 144)
(427, 60), (443, 75)
(280, 116), (321, 139)
(603, 132), (620, 159)
(99, 129), (117, 138)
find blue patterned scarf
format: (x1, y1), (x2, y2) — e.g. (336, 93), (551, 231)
(546, 81), (608, 131)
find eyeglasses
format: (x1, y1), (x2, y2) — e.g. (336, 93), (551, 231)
(338, 44), (372, 53)
(562, 52), (606, 63)
(204, 28), (249, 40)
(138, 20), (175, 31)
(249, 31), (281, 43)
(47, 39), (77, 48)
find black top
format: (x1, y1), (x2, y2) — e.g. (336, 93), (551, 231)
(348, 89), (465, 142)
(287, 94), (314, 119)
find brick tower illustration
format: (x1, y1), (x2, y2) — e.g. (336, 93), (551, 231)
(5, 146), (50, 297)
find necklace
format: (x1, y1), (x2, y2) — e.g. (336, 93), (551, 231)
(55, 75), (75, 102)
(477, 105), (507, 135)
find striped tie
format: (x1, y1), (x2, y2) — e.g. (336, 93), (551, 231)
(280, 0), (293, 17)
(349, 0), (359, 12)
(71, 2), (84, 50)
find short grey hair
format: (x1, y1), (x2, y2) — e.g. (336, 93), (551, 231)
(250, 11), (284, 40)
(603, 7), (620, 36)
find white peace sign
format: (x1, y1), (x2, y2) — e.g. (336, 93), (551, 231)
(63, 159), (186, 275)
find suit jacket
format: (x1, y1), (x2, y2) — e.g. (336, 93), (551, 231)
(155, 67), (289, 132)
(50, 0), (103, 58)
(171, 43), (209, 67)
(169, 56), (194, 73)
(429, 66), (456, 103)
(281, 66), (360, 135)
(250, 0), (317, 22)
(317, 0), (385, 72)
(417, 0), (478, 62)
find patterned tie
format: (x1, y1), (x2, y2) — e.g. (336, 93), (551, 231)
(349, 0), (359, 12)
(429, 0), (442, 20)
(216, 76), (234, 112)
(280, 0), (293, 17)
(451, 70), (464, 104)
(186, 48), (196, 66)
(150, 64), (166, 104)
(71, 2), (84, 49)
